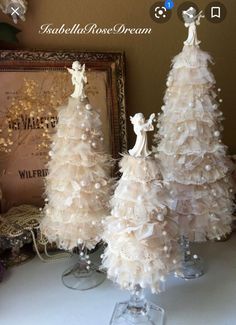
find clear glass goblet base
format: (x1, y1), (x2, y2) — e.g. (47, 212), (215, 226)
(178, 236), (204, 280)
(110, 286), (164, 325)
(179, 254), (204, 280)
(62, 256), (106, 290)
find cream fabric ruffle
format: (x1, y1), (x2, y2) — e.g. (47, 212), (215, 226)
(40, 97), (111, 251)
(102, 155), (181, 293)
(153, 45), (234, 241)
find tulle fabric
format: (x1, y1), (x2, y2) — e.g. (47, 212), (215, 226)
(40, 97), (111, 251)
(153, 45), (234, 241)
(102, 155), (181, 293)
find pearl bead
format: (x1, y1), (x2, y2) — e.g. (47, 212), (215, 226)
(217, 88), (221, 92)
(44, 198), (49, 202)
(100, 137), (104, 142)
(173, 259), (177, 264)
(161, 106), (165, 111)
(80, 252), (84, 256)
(92, 221), (96, 225)
(214, 131), (220, 137)
(95, 183), (101, 189)
(87, 260), (91, 265)
(81, 123), (85, 128)
(162, 231), (167, 236)
(85, 128), (89, 132)
(193, 254), (198, 259)
(158, 113), (161, 116)
(219, 99), (223, 103)
(81, 134), (87, 141)
(80, 180), (86, 187)
(189, 102), (193, 107)
(219, 140), (222, 143)
(157, 213), (164, 221)
(205, 165), (212, 172)
(85, 104), (92, 110)
(229, 188), (233, 193)
(163, 246), (168, 252)
(177, 126), (182, 132)
(91, 142), (97, 148)
(137, 196), (142, 202)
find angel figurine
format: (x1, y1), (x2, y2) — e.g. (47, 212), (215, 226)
(67, 61), (87, 99)
(182, 7), (205, 46)
(129, 113), (155, 158)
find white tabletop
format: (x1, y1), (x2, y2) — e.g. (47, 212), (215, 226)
(1, 234), (236, 325)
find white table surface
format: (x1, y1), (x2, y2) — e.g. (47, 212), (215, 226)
(1, 234), (236, 325)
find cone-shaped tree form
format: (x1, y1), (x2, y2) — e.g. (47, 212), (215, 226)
(153, 9), (234, 242)
(40, 61), (111, 251)
(102, 113), (180, 294)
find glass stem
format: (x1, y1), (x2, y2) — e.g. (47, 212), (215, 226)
(180, 235), (191, 263)
(127, 285), (147, 315)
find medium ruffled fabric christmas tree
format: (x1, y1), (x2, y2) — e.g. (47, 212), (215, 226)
(102, 113), (180, 294)
(40, 61), (111, 251)
(153, 8), (234, 242)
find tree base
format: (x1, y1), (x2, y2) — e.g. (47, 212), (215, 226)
(110, 300), (164, 325)
(62, 260), (106, 290)
(178, 254), (204, 280)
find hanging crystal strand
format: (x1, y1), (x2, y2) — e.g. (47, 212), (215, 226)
(178, 235), (204, 280)
(62, 243), (105, 290)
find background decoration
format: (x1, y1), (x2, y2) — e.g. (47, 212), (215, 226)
(0, 50), (126, 212)
(103, 114), (180, 325)
(0, 22), (20, 42)
(153, 7), (235, 278)
(0, 0), (28, 24)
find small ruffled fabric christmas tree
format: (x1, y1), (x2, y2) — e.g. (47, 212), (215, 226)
(102, 113), (180, 294)
(40, 61), (111, 251)
(153, 8), (234, 242)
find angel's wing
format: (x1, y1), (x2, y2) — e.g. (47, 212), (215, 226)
(67, 68), (74, 75)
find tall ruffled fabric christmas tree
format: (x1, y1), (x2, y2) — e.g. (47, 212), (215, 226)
(153, 8), (234, 243)
(40, 61), (111, 252)
(103, 113), (180, 325)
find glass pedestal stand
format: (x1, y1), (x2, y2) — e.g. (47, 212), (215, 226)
(62, 245), (106, 290)
(178, 236), (204, 280)
(110, 285), (164, 325)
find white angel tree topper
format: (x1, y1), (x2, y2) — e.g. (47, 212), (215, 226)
(153, 8), (234, 242)
(41, 61), (111, 252)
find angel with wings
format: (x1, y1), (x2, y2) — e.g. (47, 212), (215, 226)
(129, 113), (155, 158)
(182, 7), (205, 46)
(67, 61), (87, 99)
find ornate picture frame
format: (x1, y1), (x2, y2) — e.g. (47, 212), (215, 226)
(0, 50), (127, 211)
